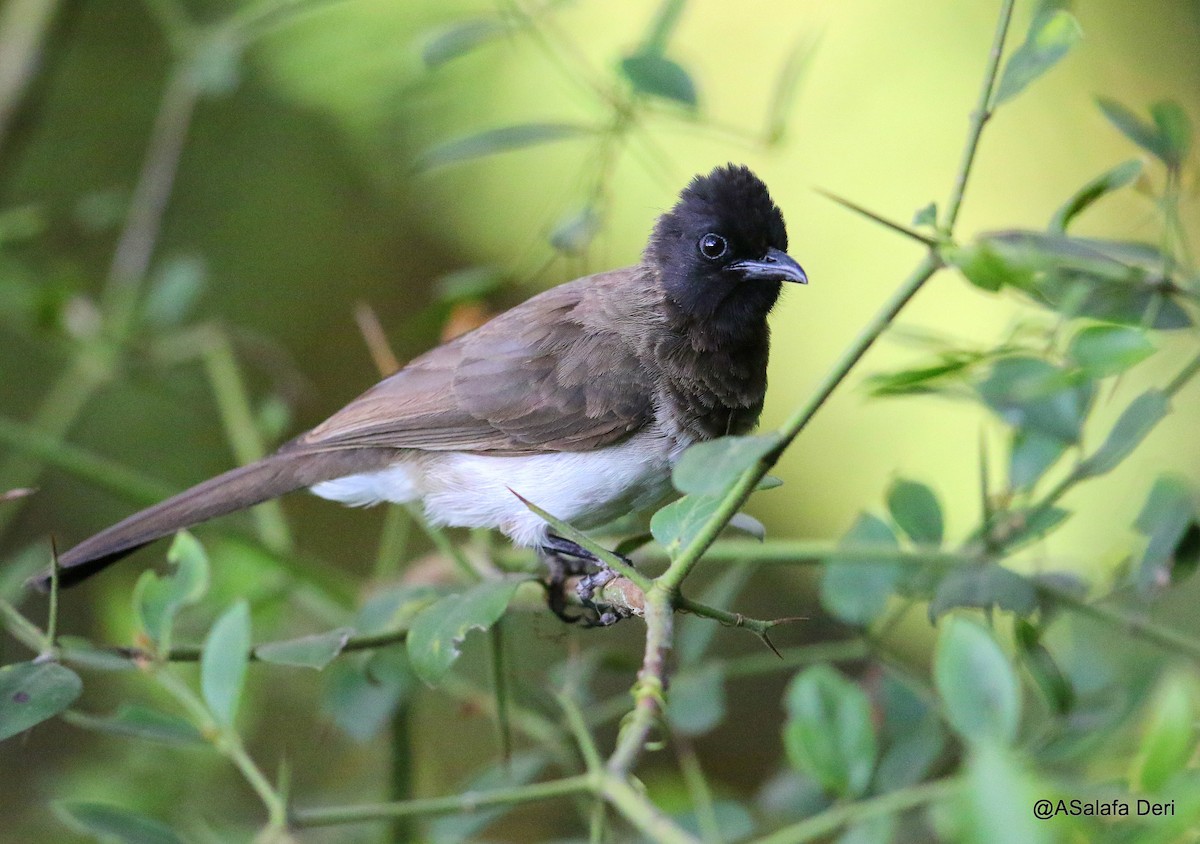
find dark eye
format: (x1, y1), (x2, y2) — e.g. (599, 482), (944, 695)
(698, 233), (728, 260)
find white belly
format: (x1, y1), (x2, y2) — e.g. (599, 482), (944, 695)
(309, 432), (687, 546)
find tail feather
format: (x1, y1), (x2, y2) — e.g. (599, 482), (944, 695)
(36, 448), (394, 590)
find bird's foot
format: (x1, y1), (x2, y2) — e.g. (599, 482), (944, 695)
(538, 533), (635, 627)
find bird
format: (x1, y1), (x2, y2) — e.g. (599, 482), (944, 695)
(34, 164), (807, 621)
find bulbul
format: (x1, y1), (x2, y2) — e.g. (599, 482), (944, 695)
(36, 164), (806, 611)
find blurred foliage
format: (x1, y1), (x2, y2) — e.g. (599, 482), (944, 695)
(2, 1), (1200, 843)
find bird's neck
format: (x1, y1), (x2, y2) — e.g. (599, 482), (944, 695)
(651, 297), (774, 443)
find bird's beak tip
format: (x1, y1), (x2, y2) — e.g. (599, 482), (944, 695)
(730, 248), (808, 285)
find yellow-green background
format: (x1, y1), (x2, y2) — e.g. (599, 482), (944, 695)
(1, 0), (1198, 840)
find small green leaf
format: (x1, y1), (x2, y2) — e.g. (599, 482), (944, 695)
(1049, 159), (1142, 232)
(667, 664), (726, 736)
(912, 202), (938, 228)
(1068, 324), (1155, 377)
(875, 714), (946, 794)
(887, 478), (943, 545)
(1151, 100), (1192, 169)
(619, 52), (697, 107)
(820, 513), (899, 626)
(1079, 390), (1169, 477)
(414, 123), (593, 171)
(406, 579), (523, 686)
(783, 665), (877, 798)
(421, 17), (507, 68)
(142, 255), (205, 328)
(976, 357), (1092, 443)
(1009, 429), (1067, 491)
(1133, 672), (1197, 791)
(57, 637), (136, 672)
(962, 742), (1047, 844)
(999, 505), (1071, 551)
(1014, 620), (1075, 715)
(434, 266), (508, 303)
(929, 566), (1037, 620)
(0, 661), (82, 741)
(255, 627), (355, 670)
(64, 704), (203, 746)
(1134, 475), (1196, 595)
(651, 494), (720, 555)
(994, 9), (1082, 105)
(53, 802), (182, 844)
(427, 753), (548, 843)
(946, 242), (1030, 292)
(1097, 97), (1174, 164)
(133, 531), (210, 651)
(200, 600), (251, 727)
(934, 616), (1021, 744)
(673, 434), (779, 496)
(323, 648), (414, 743)
(548, 205), (601, 255)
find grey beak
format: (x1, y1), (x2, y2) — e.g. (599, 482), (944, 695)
(728, 247), (808, 284)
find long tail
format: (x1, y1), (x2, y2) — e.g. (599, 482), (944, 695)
(35, 448), (394, 590)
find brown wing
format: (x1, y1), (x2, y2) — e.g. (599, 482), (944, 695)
(289, 272), (656, 455)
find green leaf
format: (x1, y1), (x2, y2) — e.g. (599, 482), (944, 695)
(421, 17), (507, 68)
(323, 648), (414, 743)
(1133, 671), (1197, 791)
(1049, 159), (1142, 232)
(427, 753), (547, 843)
(929, 566), (1037, 620)
(667, 664), (726, 736)
(1151, 100), (1192, 169)
(64, 704), (203, 746)
(1097, 97), (1175, 164)
(651, 494), (720, 554)
(875, 675), (946, 792)
(619, 52), (697, 107)
(994, 9), (1082, 105)
(998, 505), (1071, 551)
(820, 514), (899, 626)
(887, 478), (943, 545)
(548, 205), (601, 255)
(142, 255), (206, 328)
(1067, 324), (1155, 377)
(133, 531), (210, 651)
(414, 123), (593, 171)
(865, 350), (986, 397)
(255, 627), (355, 670)
(673, 434), (779, 496)
(406, 579), (523, 686)
(1014, 620), (1075, 715)
(976, 357), (1092, 443)
(962, 742), (1047, 844)
(934, 616), (1021, 744)
(912, 202), (938, 228)
(1134, 474), (1196, 594)
(783, 665), (877, 798)
(1009, 429), (1067, 491)
(947, 241), (1030, 292)
(0, 661), (82, 741)
(200, 600), (251, 727)
(57, 636), (136, 672)
(1079, 389), (1169, 477)
(53, 802), (182, 844)
(434, 266), (508, 303)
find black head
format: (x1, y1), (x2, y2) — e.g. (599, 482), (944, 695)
(646, 164), (806, 336)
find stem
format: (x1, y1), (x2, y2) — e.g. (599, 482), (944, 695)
(291, 775), (593, 828)
(154, 666), (288, 831)
(102, 64), (199, 337)
(387, 702), (414, 844)
(658, 252), (943, 592)
(599, 773), (700, 844)
(0, 414), (173, 506)
(0, 0), (61, 157)
(489, 620), (513, 763)
(753, 777), (962, 844)
(676, 738), (721, 843)
(199, 327), (292, 552)
(374, 505), (411, 580)
(942, 0), (1015, 230)
(606, 585), (672, 776)
(0, 353), (114, 537)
